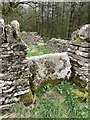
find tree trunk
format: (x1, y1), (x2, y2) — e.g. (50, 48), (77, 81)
(51, 2), (55, 37)
(41, 3), (44, 37)
(46, 2), (50, 37)
(88, 2), (90, 23)
(34, 3), (37, 31)
(67, 2), (76, 38)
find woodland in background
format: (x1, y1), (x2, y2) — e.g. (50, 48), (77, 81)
(0, 2), (90, 39)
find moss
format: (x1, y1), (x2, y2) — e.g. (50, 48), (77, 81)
(73, 89), (88, 99)
(20, 89), (34, 106)
(70, 69), (88, 99)
(74, 34), (81, 43)
(29, 80), (36, 95)
(36, 78), (66, 93)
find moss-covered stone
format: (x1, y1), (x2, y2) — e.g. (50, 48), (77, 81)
(36, 78), (66, 93)
(20, 89), (34, 106)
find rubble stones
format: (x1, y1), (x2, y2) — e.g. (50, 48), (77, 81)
(46, 38), (70, 53)
(21, 32), (43, 45)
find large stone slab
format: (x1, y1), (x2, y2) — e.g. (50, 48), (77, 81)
(27, 52), (71, 87)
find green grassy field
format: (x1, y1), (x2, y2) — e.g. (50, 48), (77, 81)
(27, 43), (53, 57)
(1, 81), (89, 118)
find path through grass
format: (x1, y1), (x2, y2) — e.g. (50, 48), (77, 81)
(27, 43), (53, 57)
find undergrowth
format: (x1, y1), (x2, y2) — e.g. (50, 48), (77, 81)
(8, 81), (89, 118)
(53, 81), (89, 118)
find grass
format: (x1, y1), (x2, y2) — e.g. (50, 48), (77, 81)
(27, 43), (53, 57)
(2, 81), (89, 118)
(31, 98), (67, 118)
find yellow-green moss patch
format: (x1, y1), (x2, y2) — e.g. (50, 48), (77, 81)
(20, 89), (34, 105)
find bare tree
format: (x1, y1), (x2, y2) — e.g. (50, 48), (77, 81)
(1, 0), (33, 23)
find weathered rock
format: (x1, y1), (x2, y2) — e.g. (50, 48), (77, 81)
(10, 20), (20, 39)
(21, 32), (43, 45)
(3, 20), (21, 45)
(46, 38), (70, 53)
(0, 19), (5, 44)
(71, 24), (90, 42)
(78, 24), (90, 41)
(71, 29), (79, 41)
(68, 52), (89, 63)
(27, 52), (71, 87)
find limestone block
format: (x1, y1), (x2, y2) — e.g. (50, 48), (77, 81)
(0, 19), (4, 35)
(27, 52), (71, 87)
(68, 52), (89, 63)
(68, 48), (75, 53)
(75, 50), (89, 58)
(79, 47), (90, 52)
(78, 24), (90, 41)
(10, 20), (20, 40)
(0, 19), (4, 44)
(69, 44), (78, 50)
(80, 76), (88, 82)
(73, 66), (88, 76)
(71, 24), (90, 42)
(70, 40), (90, 48)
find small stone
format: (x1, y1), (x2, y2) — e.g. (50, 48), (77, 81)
(3, 86), (15, 93)
(21, 59), (28, 64)
(0, 73), (4, 78)
(75, 50), (89, 58)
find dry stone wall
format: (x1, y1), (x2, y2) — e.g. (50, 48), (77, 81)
(0, 19), (30, 105)
(68, 41), (89, 82)
(0, 19), (71, 105)
(68, 24), (90, 83)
